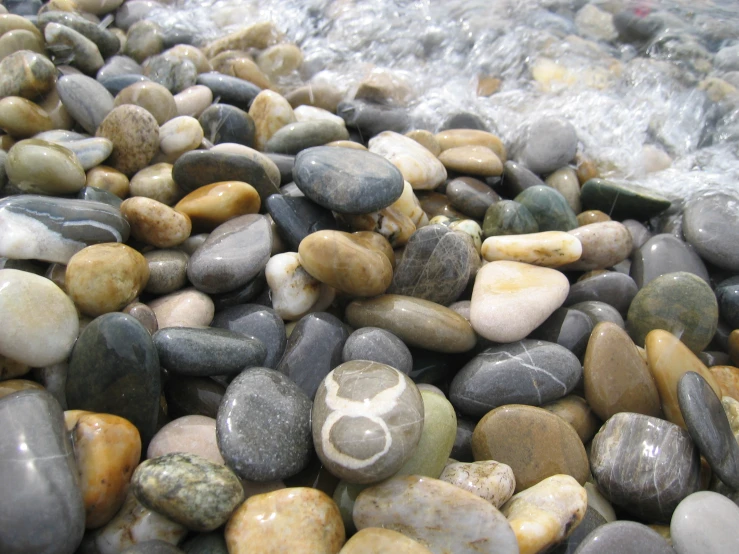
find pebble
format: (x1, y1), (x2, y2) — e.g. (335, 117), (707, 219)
(438, 145), (503, 176)
(565, 270), (638, 316)
(710, 364), (739, 400)
(198, 103), (254, 146)
(249, 89), (297, 151)
(450, 340), (582, 417)
(580, 178), (672, 221)
(481, 231), (582, 267)
(515, 185), (578, 232)
(56, 74), (114, 134)
(121, 196), (192, 248)
(563, 221), (632, 271)
(0, 50), (56, 99)
(716, 276), (739, 329)
(0, 389), (85, 554)
(530, 307), (593, 359)
(445, 176), (500, 219)
(265, 194), (337, 251)
(44, 22), (104, 74)
(482, 199), (539, 237)
(342, 327), (413, 375)
(583, 321), (662, 420)
(590, 412), (701, 522)
(339, 528), (432, 554)
(87, 165), (130, 198)
(38, 11), (120, 59)
(472, 405), (589, 492)
(345, 295), (477, 353)
(174, 84), (212, 118)
(164, 375), (223, 420)
(439, 460), (516, 508)
(58, 137), (115, 171)
(0, 96), (52, 137)
(312, 360), (423, 483)
(470, 261), (570, 343)
(670, 491), (739, 554)
(631, 233), (709, 289)
(574, 521), (675, 553)
(546, 166), (581, 214)
(517, 118), (577, 174)
(217, 367), (313, 481)
(148, 415), (223, 464)
(501, 474), (587, 554)
(354, 475), (519, 554)
(368, 130), (447, 190)
(211, 304), (286, 369)
(175, 181), (260, 232)
(265, 119), (349, 154)
(121, 541), (186, 554)
(6, 138), (87, 194)
(148, 287), (214, 328)
(265, 252), (324, 321)
(0, 269), (78, 366)
(144, 249), (189, 294)
(96, 104), (160, 176)
(225, 487), (345, 554)
(337, 100), (410, 137)
(542, 395), (600, 444)
(682, 192), (739, 272)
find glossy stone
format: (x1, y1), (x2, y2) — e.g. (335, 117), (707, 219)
(164, 376), (224, 420)
(55, 74), (113, 134)
(339, 528), (432, 554)
(438, 145), (503, 176)
(342, 327), (412, 375)
(481, 231), (581, 267)
(542, 395), (600, 444)
(472, 405), (589, 492)
(6, 138), (86, 194)
(337, 100), (410, 138)
(590, 412), (701, 522)
(0, 389), (85, 554)
(346, 295), (477, 353)
(199, 103), (254, 146)
(530, 307), (594, 359)
(38, 11), (120, 58)
(96, 104), (159, 176)
(265, 194), (337, 251)
(0, 50), (55, 99)
(45, 22), (104, 74)
(515, 186), (578, 232)
(211, 305), (286, 369)
(631, 233), (709, 289)
(264, 119), (349, 155)
(174, 181), (260, 231)
(580, 178), (672, 221)
(196, 72), (261, 110)
(149, 287), (214, 329)
(368, 130), (447, 190)
(716, 276), (739, 329)
(312, 361), (424, 484)
(683, 192), (739, 272)
(563, 221), (633, 271)
(482, 199), (538, 238)
(439, 460), (516, 508)
(0, 96), (52, 137)
(66, 313), (160, 444)
(670, 491), (739, 554)
(573, 521), (674, 553)
(446, 176), (500, 219)
(148, 415), (222, 464)
(354, 475), (518, 554)
(217, 367), (313, 481)
(547, 506), (606, 554)
(565, 271), (638, 316)
(517, 117), (577, 174)
(451, 340), (581, 418)
(121, 197), (192, 248)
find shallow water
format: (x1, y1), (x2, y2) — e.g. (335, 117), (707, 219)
(149, 0), (739, 203)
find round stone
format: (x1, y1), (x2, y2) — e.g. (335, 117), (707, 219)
(0, 50), (56, 99)
(0, 96), (52, 137)
(340, 528), (432, 554)
(368, 130), (447, 190)
(670, 491), (739, 554)
(631, 233), (709, 289)
(148, 287), (214, 329)
(312, 361), (424, 484)
(683, 192), (739, 272)
(563, 221), (633, 271)
(96, 104), (160, 176)
(514, 185), (578, 232)
(157, 116), (203, 159)
(248, 89), (296, 151)
(437, 145), (503, 176)
(143, 249), (189, 295)
(342, 327), (413, 375)
(482, 200), (539, 238)
(115, 81), (177, 125)
(517, 118), (577, 174)
(6, 138), (86, 194)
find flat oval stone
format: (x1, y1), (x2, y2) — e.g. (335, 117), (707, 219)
(514, 185), (578, 232)
(0, 96), (52, 137)
(340, 528), (432, 554)
(158, 116), (203, 161)
(438, 145), (503, 176)
(670, 491), (739, 554)
(65, 411), (142, 529)
(0, 50), (55, 99)
(175, 181), (260, 232)
(153, 327), (265, 377)
(6, 138), (86, 194)
(264, 119), (348, 155)
(148, 287), (214, 329)
(65, 243), (149, 317)
(627, 271), (718, 353)
(368, 130), (447, 190)
(217, 367), (313, 481)
(565, 271), (638, 316)
(44, 22), (104, 75)
(312, 361), (424, 484)
(121, 196), (192, 248)
(451, 340), (581, 418)
(446, 176), (500, 220)
(354, 475), (518, 554)
(187, 214), (271, 294)
(132, 452), (244, 532)
(56, 74), (114, 134)
(196, 71), (261, 110)
(342, 327), (412, 375)
(439, 460), (516, 508)
(470, 261), (570, 343)
(481, 231), (582, 267)
(148, 415), (223, 464)
(96, 104), (159, 176)
(66, 312), (160, 443)
(0, 269), (78, 366)
(38, 11), (120, 58)
(346, 295), (476, 353)
(683, 192), (739, 271)
(472, 405), (589, 492)
(517, 118), (577, 174)
(584, 322), (661, 420)
(563, 221), (633, 271)
(55, 137), (114, 171)
(580, 178), (672, 221)
(483, 199), (539, 238)
(144, 249), (189, 295)
(574, 521), (674, 554)
(590, 412), (701, 523)
(631, 233), (709, 289)
(293, 146), (404, 215)
(225, 487), (344, 554)
(211, 304), (286, 370)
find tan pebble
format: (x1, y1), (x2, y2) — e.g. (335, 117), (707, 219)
(293, 104), (345, 126)
(0, 378), (42, 399)
(709, 365), (739, 401)
(354, 69), (412, 105)
(339, 528), (432, 554)
(0, 354), (30, 380)
(369, 131), (447, 190)
(223, 57), (274, 90)
(562, 221), (632, 271)
(336, 206), (416, 248)
(325, 140), (366, 150)
(165, 44), (211, 73)
(123, 20), (163, 64)
(158, 116), (203, 158)
(285, 82), (343, 112)
(391, 180), (428, 229)
(174, 181), (261, 232)
(257, 43), (303, 79)
(204, 22), (283, 58)
(439, 460), (516, 508)
(721, 396), (739, 442)
(0, 14), (43, 38)
(209, 50), (248, 72)
(6, 138), (86, 194)
(0, 29), (45, 60)
(114, 81), (177, 125)
(438, 145), (503, 177)
(64, 410), (142, 529)
(148, 287), (214, 328)
(435, 129), (507, 162)
(640, 144), (671, 173)
(405, 129), (441, 157)
(646, 329), (723, 428)
(96, 104), (160, 176)
(38, 87), (74, 130)
(546, 166), (581, 214)
(576, 153), (599, 185)
(74, 0), (125, 15)
(148, 414), (224, 464)
(173, 85), (213, 118)
(0, 134), (14, 150)
(121, 196), (192, 248)
(249, 90), (296, 151)
(129, 163), (182, 205)
(0, 50), (56, 100)
(86, 165), (130, 198)
(225, 487), (345, 554)
(477, 75), (502, 96)
(576, 209), (610, 226)
(65, 243), (149, 317)
(0, 96), (52, 137)
(541, 395), (601, 444)
(352, 231), (396, 267)
(122, 301), (158, 334)
(481, 231), (581, 267)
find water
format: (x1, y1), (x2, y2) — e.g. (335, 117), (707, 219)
(149, 0), (739, 203)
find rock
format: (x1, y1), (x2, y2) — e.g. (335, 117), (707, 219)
(265, 194), (337, 251)
(164, 376), (223, 420)
(342, 327), (412, 375)
(546, 167), (581, 214)
(121, 541), (186, 554)
(293, 146), (404, 215)
(0, 50), (55, 99)
(562, 222), (632, 271)
(580, 178), (672, 221)
(211, 304), (286, 370)
(542, 395), (600, 444)
(312, 361), (423, 484)
(0, 269), (78, 366)
(631, 234), (709, 289)
(438, 145), (503, 177)
(514, 186), (578, 232)
(6, 139), (86, 194)
(54, 137), (114, 171)
(199, 103), (254, 146)
(445, 176), (500, 220)
(439, 460), (516, 508)
(143, 249), (188, 295)
(0, 390), (85, 554)
(56, 74), (114, 134)
(45, 22), (104, 75)
(590, 412), (701, 523)
(265, 119), (349, 154)
(148, 415), (222, 464)
(546, 506), (606, 554)
(451, 340), (581, 418)
(710, 364), (739, 401)
(64, 410), (142, 529)
(65, 243), (149, 317)
(678, 372), (739, 489)
(181, 532), (228, 553)
(574, 521), (674, 553)
(530, 307), (593, 359)
(66, 313), (160, 444)
(716, 276), (739, 329)
(121, 196), (192, 248)
(0, 96), (52, 137)
(265, 252), (325, 321)
(196, 72), (260, 110)
(37, 11), (120, 58)
(345, 295), (476, 353)
(148, 287), (214, 328)
(86, 165), (130, 198)
(225, 488), (344, 554)
(501, 474), (587, 554)
(368, 131), (447, 190)
(249, 89), (296, 151)
(217, 367), (313, 481)
(671, 491), (739, 554)
(683, 192), (739, 272)
(124, 20), (164, 64)
(96, 104), (159, 176)
(157, 116), (203, 161)
(470, 261), (569, 343)
(339, 528), (432, 554)
(565, 271), (638, 316)
(123, 302), (159, 334)
(481, 231), (582, 267)
(516, 118), (577, 175)
(354, 475), (519, 554)
(174, 85), (212, 118)
(337, 100), (410, 137)
(482, 200), (539, 238)
(472, 405), (589, 492)
(584, 321), (662, 420)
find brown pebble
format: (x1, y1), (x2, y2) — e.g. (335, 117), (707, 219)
(576, 209), (611, 226)
(96, 104), (160, 176)
(541, 395), (601, 444)
(175, 181), (261, 231)
(86, 165), (130, 198)
(122, 301), (158, 334)
(121, 196), (192, 248)
(0, 96), (53, 137)
(708, 365), (739, 401)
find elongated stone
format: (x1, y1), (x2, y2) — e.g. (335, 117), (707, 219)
(562, 221), (633, 271)
(44, 22), (104, 75)
(37, 11), (120, 58)
(56, 74), (114, 134)
(53, 137), (114, 171)
(265, 119), (349, 154)
(198, 103), (254, 146)
(265, 194), (337, 251)
(481, 231), (582, 267)
(211, 304), (286, 370)
(0, 96), (52, 137)
(175, 181), (261, 232)
(580, 178), (672, 221)
(196, 72), (261, 110)
(631, 233), (709, 289)
(121, 196), (192, 248)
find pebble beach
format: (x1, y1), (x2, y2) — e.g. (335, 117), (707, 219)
(1, 0), (739, 553)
